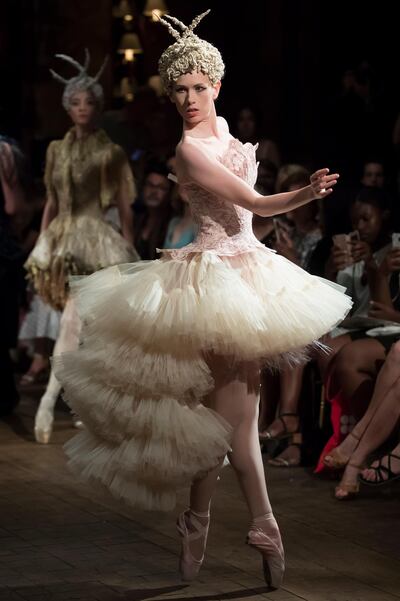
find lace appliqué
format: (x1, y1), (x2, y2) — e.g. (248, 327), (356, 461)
(161, 138), (269, 259)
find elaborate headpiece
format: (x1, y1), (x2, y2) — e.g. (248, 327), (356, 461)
(158, 10), (225, 95)
(50, 49), (108, 111)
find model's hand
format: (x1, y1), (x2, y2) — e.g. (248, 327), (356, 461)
(310, 168), (339, 198)
(368, 301), (400, 323)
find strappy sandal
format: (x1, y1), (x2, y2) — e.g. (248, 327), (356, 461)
(323, 431), (360, 470)
(359, 453), (400, 487)
(267, 433), (302, 467)
(20, 369), (49, 387)
(259, 413), (299, 442)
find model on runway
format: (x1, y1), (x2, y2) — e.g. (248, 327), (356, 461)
(54, 11), (351, 589)
(26, 50), (139, 443)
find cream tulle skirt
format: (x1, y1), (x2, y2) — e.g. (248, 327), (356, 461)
(25, 214), (138, 310)
(53, 248), (352, 511)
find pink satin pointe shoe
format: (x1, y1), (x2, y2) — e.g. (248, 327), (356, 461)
(176, 509), (210, 582)
(246, 514), (285, 590)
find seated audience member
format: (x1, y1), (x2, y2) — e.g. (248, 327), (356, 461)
(258, 166), (321, 468)
(323, 334), (400, 499)
(134, 161), (172, 260)
(163, 182), (197, 250)
(361, 158), (385, 188)
(234, 105), (281, 167)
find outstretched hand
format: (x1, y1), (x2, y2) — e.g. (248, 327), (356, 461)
(310, 168), (339, 198)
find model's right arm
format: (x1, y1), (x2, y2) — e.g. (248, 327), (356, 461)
(177, 142), (338, 217)
(40, 142), (58, 232)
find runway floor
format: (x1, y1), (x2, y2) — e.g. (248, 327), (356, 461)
(1, 385), (399, 601)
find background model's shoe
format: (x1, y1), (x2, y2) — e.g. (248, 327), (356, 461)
(34, 407), (54, 444)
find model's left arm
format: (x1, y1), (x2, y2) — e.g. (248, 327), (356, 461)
(102, 145), (137, 245)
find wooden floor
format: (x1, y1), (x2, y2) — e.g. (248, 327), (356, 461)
(1, 387), (399, 601)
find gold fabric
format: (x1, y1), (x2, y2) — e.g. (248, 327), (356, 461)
(26, 128), (138, 310)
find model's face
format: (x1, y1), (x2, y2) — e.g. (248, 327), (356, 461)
(170, 72), (220, 125)
(361, 162), (384, 188)
(68, 91), (98, 127)
(143, 173), (170, 208)
(236, 108), (256, 140)
(351, 201), (384, 244)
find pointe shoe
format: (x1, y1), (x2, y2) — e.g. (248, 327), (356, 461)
(323, 431), (360, 470)
(176, 509), (209, 582)
(246, 515), (285, 590)
(34, 408), (54, 444)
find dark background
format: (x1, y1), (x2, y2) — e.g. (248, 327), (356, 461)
(0, 0), (399, 180)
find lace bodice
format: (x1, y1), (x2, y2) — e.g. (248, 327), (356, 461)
(162, 138), (266, 258)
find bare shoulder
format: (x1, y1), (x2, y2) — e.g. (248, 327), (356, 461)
(176, 138), (205, 164)
(217, 116), (230, 134)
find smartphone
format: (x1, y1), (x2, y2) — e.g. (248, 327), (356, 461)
(392, 233), (400, 248)
(332, 233), (350, 250)
(349, 230), (360, 242)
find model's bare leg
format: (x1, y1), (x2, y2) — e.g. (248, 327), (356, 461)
(181, 357), (284, 587)
(34, 298), (80, 443)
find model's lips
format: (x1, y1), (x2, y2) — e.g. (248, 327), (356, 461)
(186, 108), (198, 116)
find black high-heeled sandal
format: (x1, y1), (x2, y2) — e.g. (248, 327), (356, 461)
(359, 453), (400, 487)
(259, 413), (299, 442)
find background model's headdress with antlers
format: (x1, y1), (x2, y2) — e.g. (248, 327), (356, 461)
(50, 49), (108, 111)
(158, 10), (225, 95)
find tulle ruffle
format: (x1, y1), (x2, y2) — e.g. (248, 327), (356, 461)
(54, 247), (352, 511)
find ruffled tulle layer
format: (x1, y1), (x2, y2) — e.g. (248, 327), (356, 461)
(54, 247), (352, 510)
(25, 214), (138, 310)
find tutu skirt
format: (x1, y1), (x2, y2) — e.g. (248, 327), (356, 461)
(53, 247), (352, 510)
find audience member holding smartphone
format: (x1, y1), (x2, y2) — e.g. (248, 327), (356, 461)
(314, 186), (399, 426)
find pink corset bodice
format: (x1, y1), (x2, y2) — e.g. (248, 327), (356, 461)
(162, 138), (266, 259)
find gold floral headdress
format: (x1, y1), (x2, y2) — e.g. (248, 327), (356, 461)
(158, 10), (225, 95)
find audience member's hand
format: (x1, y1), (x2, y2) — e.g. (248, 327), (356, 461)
(368, 301), (400, 323)
(378, 248), (400, 276)
(328, 246), (350, 273)
(351, 240), (373, 264)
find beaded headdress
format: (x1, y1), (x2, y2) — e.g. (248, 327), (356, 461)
(158, 9), (225, 95)
(50, 49), (108, 111)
